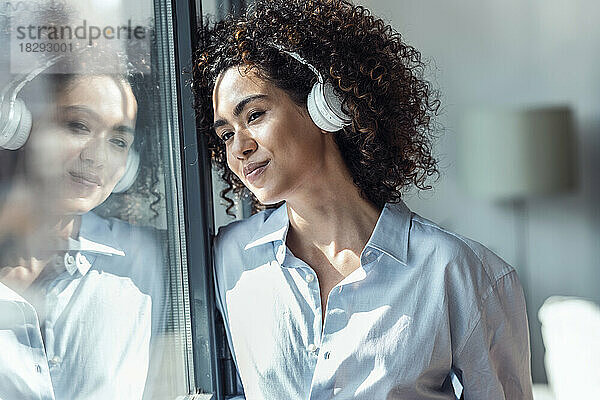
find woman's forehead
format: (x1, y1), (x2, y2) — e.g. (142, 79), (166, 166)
(212, 67), (278, 116)
(58, 75), (137, 124)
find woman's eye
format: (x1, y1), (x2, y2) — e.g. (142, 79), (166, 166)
(220, 131), (234, 142)
(248, 111), (264, 123)
(110, 138), (128, 149)
(67, 121), (90, 133)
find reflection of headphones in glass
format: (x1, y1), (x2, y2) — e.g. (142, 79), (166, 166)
(268, 43), (352, 132)
(0, 56), (139, 193)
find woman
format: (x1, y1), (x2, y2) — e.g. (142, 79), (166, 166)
(194, 0), (533, 399)
(0, 52), (165, 400)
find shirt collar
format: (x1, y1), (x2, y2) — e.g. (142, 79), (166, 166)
(244, 204), (289, 251)
(67, 236), (125, 257)
(59, 212), (126, 276)
(243, 200), (412, 266)
(0, 280), (27, 303)
(79, 212), (125, 256)
(362, 200), (411, 265)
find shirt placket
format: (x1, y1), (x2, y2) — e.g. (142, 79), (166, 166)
(43, 276), (66, 376)
(281, 245), (323, 375)
(305, 267), (323, 376)
(308, 283), (337, 398)
(279, 242), (382, 398)
(308, 248), (381, 399)
(43, 269), (82, 379)
(18, 300), (56, 400)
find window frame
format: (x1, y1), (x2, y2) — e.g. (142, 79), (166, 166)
(171, 1), (249, 398)
(171, 0), (223, 397)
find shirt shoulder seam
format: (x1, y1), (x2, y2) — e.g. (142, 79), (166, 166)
(454, 269), (519, 357)
(413, 219), (496, 281)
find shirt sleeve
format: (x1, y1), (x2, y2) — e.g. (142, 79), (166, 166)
(453, 270), (534, 400)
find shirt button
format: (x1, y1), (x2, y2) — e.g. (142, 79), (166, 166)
(76, 253), (89, 271)
(305, 274), (315, 283)
(323, 351), (331, 359)
(307, 343), (317, 353)
(35, 364), (42, 373)
(64, 252), (75, 267)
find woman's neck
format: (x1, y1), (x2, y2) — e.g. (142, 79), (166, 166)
(0, 183), (82, 294)
(286, 192), (380, 253)
(1, 179), (81, 244)
(284, 141), (382, 260)
(50, 214), (81, 240)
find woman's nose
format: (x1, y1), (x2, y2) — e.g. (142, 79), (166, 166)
(79, 137), (108, 168)
(231, 130), (257, 159)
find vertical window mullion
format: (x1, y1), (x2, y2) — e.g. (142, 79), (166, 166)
(172, 0), (222, 396)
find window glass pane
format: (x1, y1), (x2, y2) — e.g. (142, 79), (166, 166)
(0, 0), (200, 398)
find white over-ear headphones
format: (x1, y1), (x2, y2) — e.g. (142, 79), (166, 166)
(269, 43), (352, 132)
(0, 56), (139, 193)
(111, 148), (140, 193)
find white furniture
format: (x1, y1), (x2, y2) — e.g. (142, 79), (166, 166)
(532, 383), (556, 400)
(537, 296), (600, 400)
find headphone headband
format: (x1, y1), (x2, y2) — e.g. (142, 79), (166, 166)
(268, 43), (323, 83)
(266, 42), (351, 132)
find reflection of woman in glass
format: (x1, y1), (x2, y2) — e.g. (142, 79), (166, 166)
(0, 53), (165, 400)
(194, 0), (533, 398)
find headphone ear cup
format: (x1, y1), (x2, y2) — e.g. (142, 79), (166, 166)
(1, 98), (32, 150)
(307, 81), (350, 132)
(112, 149), (140, 194)
(321, 81), (351, 125)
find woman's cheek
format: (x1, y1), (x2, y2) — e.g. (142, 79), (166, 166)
(107, 157), (128, 188)
(226, 154), (244, 181)
(27, 127), (75, 181)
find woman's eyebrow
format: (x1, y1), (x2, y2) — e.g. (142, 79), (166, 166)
(114, 125), (135, 136)
(233, 94), (267, 117)
(212, 94), (268, 130)
(61, 105), (100, 120)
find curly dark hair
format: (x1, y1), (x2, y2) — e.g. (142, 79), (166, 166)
(193, 0), (440, 215)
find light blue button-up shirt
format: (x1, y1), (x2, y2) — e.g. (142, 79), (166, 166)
(0, 211), (165, 400)
(213, 200), (533, 399)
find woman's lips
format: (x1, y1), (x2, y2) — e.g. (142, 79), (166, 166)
(68, 171), (101, 187)
(244, 160), (269, 184)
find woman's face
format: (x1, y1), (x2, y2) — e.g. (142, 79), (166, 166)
(26, 75), (137, 215)
(212, 67), (330, 205)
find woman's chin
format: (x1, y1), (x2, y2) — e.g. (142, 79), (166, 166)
(58, 196), (104, 216)
(251, 188), (284, 207)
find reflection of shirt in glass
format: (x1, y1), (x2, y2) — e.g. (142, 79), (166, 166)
(0, 211), (165, 400)
(213, 200), (533, 399)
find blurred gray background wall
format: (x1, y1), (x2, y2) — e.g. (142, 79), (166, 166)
(359, 0), (600, 383)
